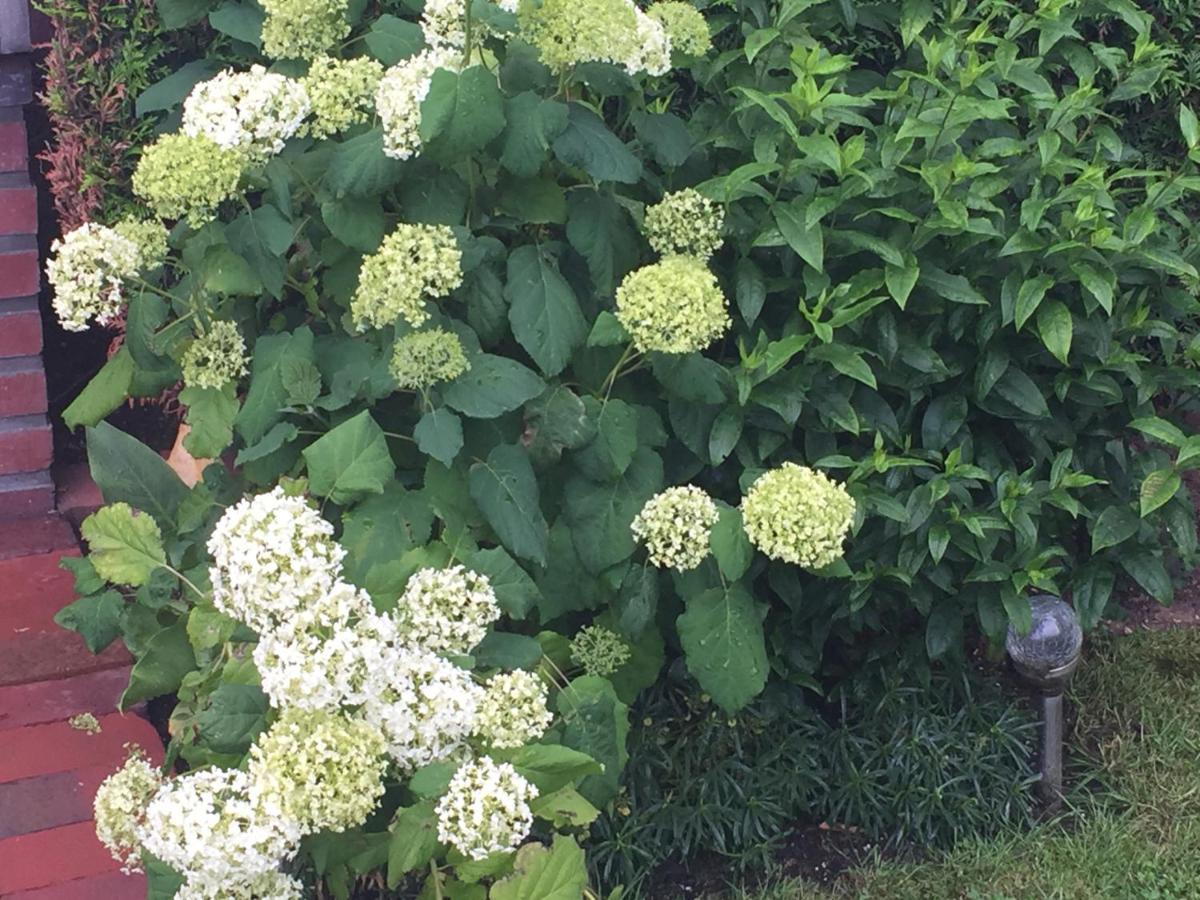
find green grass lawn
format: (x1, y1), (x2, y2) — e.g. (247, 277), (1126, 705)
(725, 629), (1200, 900)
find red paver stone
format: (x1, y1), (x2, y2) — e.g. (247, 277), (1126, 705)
(0, 821), (122, 894)
(0, 630), (131, 688)
(0, 550), (79, 636)
(0, 666), (130, 730)
(0, 711), (160, 784)
(0, 417), (51, 476)
(0, 765), (110, 838)
(0, 361), (46, 416)
(0, 119), (27, 172)
(0, 184), (36, 235)
(0, 307), (41, 357)
(0, 249), (37, 298)
(0, 471), (55, 517)
(54, 462), (103, 527)
(0, 515), (76, 561)
(8, 871), (148, 900)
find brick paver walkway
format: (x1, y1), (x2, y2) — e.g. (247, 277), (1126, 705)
(0, 514), (160, 898)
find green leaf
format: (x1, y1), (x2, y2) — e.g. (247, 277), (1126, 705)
(81, 503), (166, 587)
(552, 104), (641, 184)
(563, 447), (663, 573)
(414, 408), (464, 467)
(630, 110), (693, 168)
(708, 406), (742, 464)
(196, 683), (268, 754)
(1130, 417), (1188, 447)
(1140, 469), (1182, 517)
(322, 197), (386, 252)
(497, 176), (567, 224)
(709, 502), (753, 581)
(327, 128), (404, 198)
(884, 259), (919, 309)
(920, 267), (987, 306)
(1073, 260), (1114, 314)
(144, 855), (185, 900)
(1182, 105), (1200, 149)
(554, 676), (629, 804)
(575, 398), (638, 481)
(137, 60), (223, 116)
(61, 556), (106, 596)
(993, 367), (1049, 418)
(199, 244), (262, 296)
(489, 837), (588, 900)
(506, 246), (587, 377)
(1036, 300), (1072, 364)
(420, 66), (506, 158)
(925, 601), (961, 660)
(1014, 274), (1054, 330)
(677, 585), (768, 712)
(464, 546), (543, 619)
(1092, 505), (1140, 553)
(529, 786), (600, 829)
(302, 411), (396, 504)
(809, 344), (875, 388)
(341, 483), (435, 599)
(469, 444), (549, 566)
(614, 563), (658, 638)
(444, 353), (546, 419)
(156, 0), (217, 29)
(388, 802), (439, 888)
(900, 0), (932, 45)
(208, 1), (263, 48)
(921, 394), (967, 451)
(566, 191), (640, 297)
(1073, 566), (1114, 630)
(236, 326), (315, 444)
(474, 631), (544, 669)
(55, 591), (125, 654)
(1121, 552), (1173, 604)
(735, 258), (767, 325)
(773, 202), (823, 271)
(1002, 591), (1032, 635)
(503, 743), (603, 794)
(523, 385), (595, 465)
(180, 385), (238, 459)
(365, 14), (425, 64)
(121, 621), (197, 710)
(500, 92), (569, 177)
(87, 422), (189, 525)
(235, 422), (299, 466)
(64, 348), (134, 430)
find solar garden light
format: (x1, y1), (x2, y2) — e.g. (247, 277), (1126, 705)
(1004, 594), (1083, 811)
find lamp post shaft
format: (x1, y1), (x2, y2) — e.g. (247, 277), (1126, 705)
(1039, 692), (1064, 810)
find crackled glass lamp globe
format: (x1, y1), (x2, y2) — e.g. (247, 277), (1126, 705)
(1005, 595), (1083, 693)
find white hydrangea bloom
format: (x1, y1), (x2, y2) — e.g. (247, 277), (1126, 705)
(207, 487), (346, 634)
(46, 222), (143, 332)
(626, 5), (672, 76)
(363, 646), (483, 770)
(93, 748), (163, 873)
(436, 757), (538, 860)
(376, 47), (460, 161)
(175, 870), (304, 900)
(182, 65), (310, 163)
(254, 597), (394, 710)
(137, 768), (301, 894)
(631, 485), (719, 570)
(474, 669), (553, 749)
(392, 565), (501, 656)
(422, 0), (468, 47)
(740, 463), (856, 569)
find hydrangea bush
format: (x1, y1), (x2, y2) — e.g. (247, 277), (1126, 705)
(52, 0), (1200, 892)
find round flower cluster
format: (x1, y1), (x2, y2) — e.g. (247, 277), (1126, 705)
(643, 189), (724, 260)
(570, 625), (631, 677)
(175, 871), (304, 900)
(474, 669), (553, 749)
(435, 757), (538, 861)
(631, 485), (719, 571)
(365, 646), (482, 770)
(249, 708), (389, 834)
(46, 222), (144, 331)
(133, 133), (245, 225)
(390, 328), (470, 390)
(138, 768), (301, 895)
(740, 463), (856, 569)
(627, 5), (672, 75)
(93, 747), (162, 873)
(113, 217), (170, 271)
(615, 255), (731, 354)
(351, 223), (463, 330)
(421, 0), (468, 48)
(377, 47), (460, 161)
(519, 0), (641, 73)
(182, 66), (310, 163)
(393, 565), (500, 655)
(647, 1), (711, 55)
(181, 321), (249, 390)
(207, 486), (346, 633)
(261, 0), (350, 60)
(302, 56), (384, 139)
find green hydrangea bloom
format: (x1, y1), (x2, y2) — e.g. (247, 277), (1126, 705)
(351, 224), (463, 330)
(303, 56), (384, 139)
(519, 0), (641, 73)
(248, 708), (388, 834)
(740, 463), (855, 569)
(631, 485), (719, 570)
(261, 0), (350, 60)
(132, 133), (245, 226)
(570, 625), (631, 677)
(181, 321), (249, 390)
(113, 217), (169, 270)
(615, 255), (730, 353)
(647, 1), (711, 55)
(390, 328), (470, 390)
(643, 188), (724, 259)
